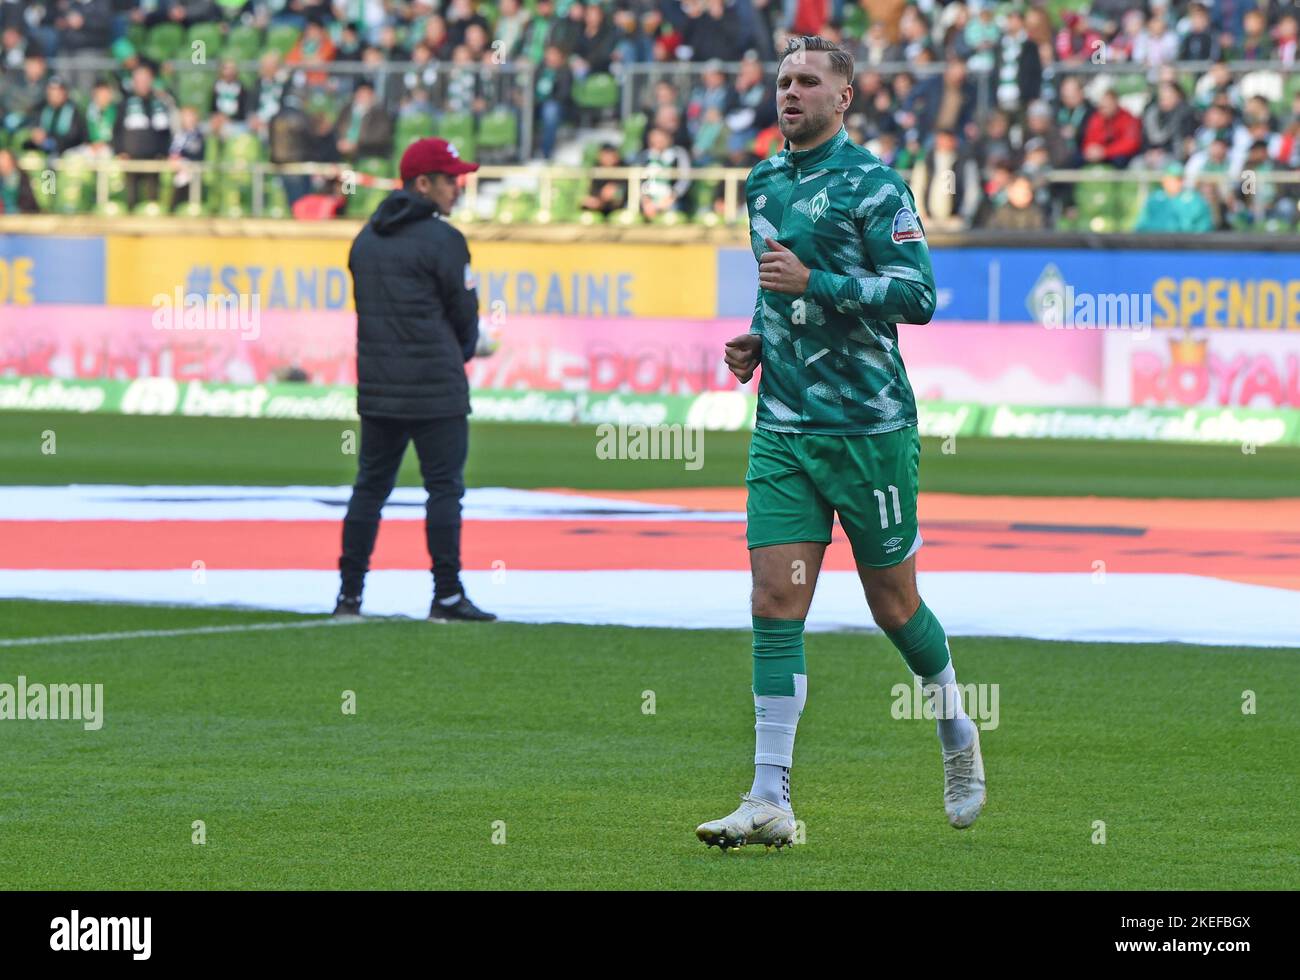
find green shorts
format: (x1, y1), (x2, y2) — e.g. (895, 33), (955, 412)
(745, 425), (922, 568)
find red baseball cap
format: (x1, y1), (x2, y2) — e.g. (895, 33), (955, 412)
(399, 137), (479, 182)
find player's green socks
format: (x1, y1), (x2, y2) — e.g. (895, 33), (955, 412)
(885, 601), (975, 751)
(884, 599), (951, 676)
(751, 616), (807, 811)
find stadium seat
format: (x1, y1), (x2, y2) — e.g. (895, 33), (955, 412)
(176, 71), (216, 110)
(223, 24), (263, 62)
(621, 113), (646, 158)
(395, 114), (435, 150)
(145, 22), (185, 63)
(494, 188), (538, 223)
(1075, 166), (1118, 231)
(186, 23), (224, 63)
(54, 157), (92, 214)
(18, 151), (53, 211)
(264, 179), (289, 219)
(435, 112), (476, 160)
(476, 109), (518, 155)
(266, 24), (300, 57)
(573, 73), (619, 126)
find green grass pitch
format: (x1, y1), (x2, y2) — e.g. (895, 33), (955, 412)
(1, 601), (1296, 889)
(0, 413), (1297, 889)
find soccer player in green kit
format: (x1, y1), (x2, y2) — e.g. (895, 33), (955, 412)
(695, 36), (986, 850)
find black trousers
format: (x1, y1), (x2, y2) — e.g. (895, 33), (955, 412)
(339, 414), (468, 599)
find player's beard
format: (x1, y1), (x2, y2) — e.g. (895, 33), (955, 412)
(778, 102), (837, 146)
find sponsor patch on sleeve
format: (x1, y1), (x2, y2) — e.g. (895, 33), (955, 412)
(891, 206), (926, 243)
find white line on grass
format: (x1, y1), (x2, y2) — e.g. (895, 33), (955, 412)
(0, 617), (374, 648)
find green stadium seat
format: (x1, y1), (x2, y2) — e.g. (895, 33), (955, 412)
(395, 114), (435, 150)
(572, 73), (619, 122)
(133, 200), (164, 217)
(264, 178), (289, 219)
(494, 188), (538, 223)
(266, 24), (301, 57)
(187, 23), (224, 63)
(223, 132), (264, 162)
(145, 22), (185, 63)
(476, 109), (517, 153)
(434, 112), (475, 160)
(126, 23), (148, 53)
(54, 157), (92, 214)
(224, 24), (263, 62)
(621, 113), (646, 158)
(176, 71), (215, 110)
(1075, 166), (1117, 230)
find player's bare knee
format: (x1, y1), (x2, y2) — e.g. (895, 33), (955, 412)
(867, 592), (916, 632)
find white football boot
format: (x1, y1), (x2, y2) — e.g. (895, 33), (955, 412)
(696, 794), (797, 851)
(942, 726), (986, 829)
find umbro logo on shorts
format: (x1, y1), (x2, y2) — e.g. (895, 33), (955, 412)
(884, 536), (904, 552)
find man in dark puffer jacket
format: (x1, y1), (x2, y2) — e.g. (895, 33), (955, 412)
(334, 137), (496, 623)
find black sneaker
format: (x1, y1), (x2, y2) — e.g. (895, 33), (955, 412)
(428, 594), (497, 622)
(333, 594), (362, 617)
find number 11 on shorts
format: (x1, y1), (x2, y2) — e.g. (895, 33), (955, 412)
(874, 485), (902, 529)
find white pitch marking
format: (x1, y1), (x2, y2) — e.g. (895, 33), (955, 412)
(0, 617), (375, 648)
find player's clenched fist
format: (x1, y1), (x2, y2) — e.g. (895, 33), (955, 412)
(724, 333), (762, 384)
(759, 238), (811, 295)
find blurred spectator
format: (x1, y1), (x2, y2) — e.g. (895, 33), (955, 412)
(0, 146), (38, 213)
(1133, 16), (1178, 69)
(334, 81), (393, 161)
(994, 7), (1041, 114)
(1143, 81), (1196, 156)
(494, 0), (530, 61)
(581, 142), (627, 216)
(1054, 77), (1092, 164)
(269, 94), (312, 206)
(726, 55), (775, 154)
(444, 45), (484, 115)
(1108, 9), (1147, 62)
(1179, 3), (1219, 61)
(212, 59), (249, 122)
(933, 57), (975, 136)
(912, 128), (981, 232)
(518, 0), (556, 65)
(2, 25), (28, 69)
(286, 17), (336, 87)
(1276, 16), (1298, 65)
(54, 0), (112, 55)
(964, 3), (999, 74)
(1081, 91), (1141, 167)
(3, 54), (49, 135)
(1056, 11), (1102, 64)
(1235, 8), (1273, 60)
(1024, 100), (1069, 168)
(574, 2), (616, 75)
(534, 43), (573, 158)
(112, 62), (172, 208)
(971, 109), (1014, 175)
(25, 76), (86, 155)
(250, 52), (288, 135)
(84, 79), (117, 152)
(550, 0), (585, 55)
(984, 174), (1046, 231)
(167, 103), (203, 209)
(445, 0), (490, 49)
(637, 124), (690, 219)
(1135, 162), (1213, 232)
(687, 61), (733, 137)
(684, 0), (745, 62)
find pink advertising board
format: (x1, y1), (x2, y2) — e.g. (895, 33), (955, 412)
(1, 306), (1104, 404)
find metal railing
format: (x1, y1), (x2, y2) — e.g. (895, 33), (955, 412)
(10, 155), (1300, 232)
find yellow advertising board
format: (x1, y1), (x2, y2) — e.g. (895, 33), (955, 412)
(105, 235), (717, 318)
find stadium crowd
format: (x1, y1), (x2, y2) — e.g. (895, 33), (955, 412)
(1, 0), (1298, 230)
